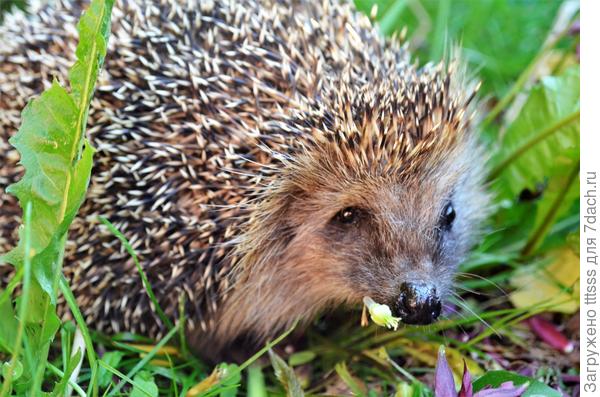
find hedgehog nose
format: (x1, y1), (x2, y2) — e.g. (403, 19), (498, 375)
(393, 282), (441, 325)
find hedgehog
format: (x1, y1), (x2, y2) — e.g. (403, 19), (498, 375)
(0, 0), (488, 360)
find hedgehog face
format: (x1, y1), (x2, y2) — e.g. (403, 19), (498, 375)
(270, 135), (488, 328)
(319, 180), (464, 325)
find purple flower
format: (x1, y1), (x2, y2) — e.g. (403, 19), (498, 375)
(435, 346), (458, 397)
(434, 346), (528, 397)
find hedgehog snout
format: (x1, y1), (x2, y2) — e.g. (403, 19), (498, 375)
(391, 282), (442, 325)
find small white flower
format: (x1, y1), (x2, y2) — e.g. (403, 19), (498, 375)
(363, 296), (401, 330)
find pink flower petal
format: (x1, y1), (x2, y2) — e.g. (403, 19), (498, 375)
(474, 381), (528, 397)
(458, 360), (473, 397)
(528, 315), (574, 353)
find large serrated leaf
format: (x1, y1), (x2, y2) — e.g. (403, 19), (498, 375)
(70, 0), (112, 106)
(0, 0), (114, 394)
(3, 0), (112, 270)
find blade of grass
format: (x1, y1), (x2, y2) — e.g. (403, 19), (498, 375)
(464, 298), (573, 348)
(99, 216), (174, 330)
(522, 162), (580, 255)
(60, 275), (100, 397)
(247, 364), (268, 397)
(47, 362), (87, 397)
(334, 362), (366, 397)
(378, 0), (408, 36)
(429, 0), (451, 62)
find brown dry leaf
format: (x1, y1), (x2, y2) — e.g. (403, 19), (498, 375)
(186, 365), (228, 397)
(123, 343), (181, 357)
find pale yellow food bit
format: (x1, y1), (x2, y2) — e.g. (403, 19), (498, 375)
(363, 296), (401, 330)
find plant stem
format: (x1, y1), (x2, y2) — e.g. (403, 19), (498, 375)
(31, 236), (67, 393)
(522, 161), (580, 256)
(487, 110), (580, 181)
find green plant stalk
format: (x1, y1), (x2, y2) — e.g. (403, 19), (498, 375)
(99, 216), (174, 330)
(165, 354), (179, 397)
(487, 109), (580, 181)
(0, 202), (31, 397)
(178, 293), (190, 358)
(247, 364), (268, 397)
(31, 236), (67, 392)
(522, 161), (580, 256)
(60, 275), (99, 397)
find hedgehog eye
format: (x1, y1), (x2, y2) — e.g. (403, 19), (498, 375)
(333, 207), (361, 225)
(439, 202), (456, 231)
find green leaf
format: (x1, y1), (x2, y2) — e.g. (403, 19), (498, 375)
(472, 370), (562, 397)
(69, 0), (113, 106)
(129, 371), (159, 397)
(491, 67), (580, 197)
(269, 350), (304, 397)
(288, 351), (316, 366)
(219, 364), (242, 397)
(334, 362), (366, 397)
(4, 82), (79, 260)
(97, 351), (124, 389)
(0, 298), (18, 353)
